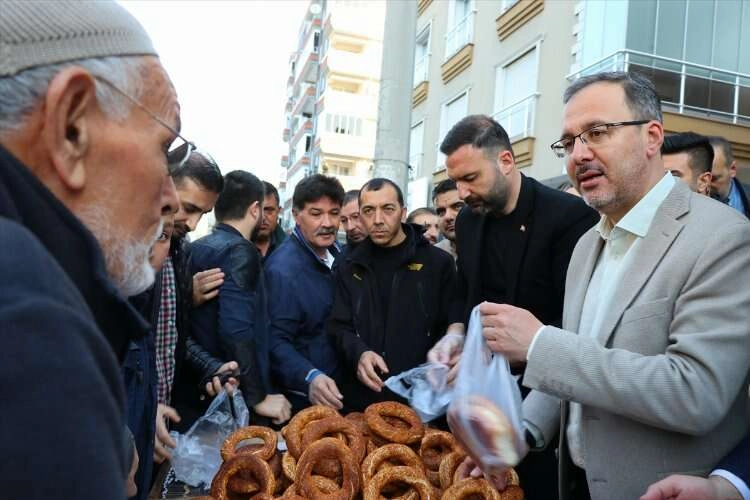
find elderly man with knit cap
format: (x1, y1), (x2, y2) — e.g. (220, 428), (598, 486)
(0, 1), (181, 498)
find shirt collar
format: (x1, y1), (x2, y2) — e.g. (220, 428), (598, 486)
(596, 173), (675, 240)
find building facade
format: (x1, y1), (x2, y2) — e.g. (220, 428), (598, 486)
(408, 0), (750, 206)
(280, 0), (386, 228)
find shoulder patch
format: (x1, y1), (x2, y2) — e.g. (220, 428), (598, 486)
(353, 272), (363, 281)
(407, 263), (423, 271)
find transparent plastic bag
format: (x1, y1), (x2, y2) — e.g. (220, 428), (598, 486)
(384, 362), (453, 422)
(169, 389), (249, 487)
(447, 305), (527, 477)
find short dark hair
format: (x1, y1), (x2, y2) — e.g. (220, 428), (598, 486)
(662, 132), (714, 174)
(439, 114), (513, 160)
(343, 189), (360, 207)
(214, 170), (265, 222)
(432, 179), (457, 202)
(708, 136), (735, 166)
(263, 181), (280, 206)
(170, 146), (224, 194)
(292, 174), (344, 211)
(359, 178), (404, 207)
(564, 71), (663, 123)
(406, 207), (436, 223)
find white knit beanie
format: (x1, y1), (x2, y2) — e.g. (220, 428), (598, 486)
(0, 0), (157, 77)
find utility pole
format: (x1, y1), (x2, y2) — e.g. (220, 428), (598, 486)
(372, 0), (417, 193)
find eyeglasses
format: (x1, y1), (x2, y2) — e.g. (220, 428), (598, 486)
(550, 120), (649, 158)
(92, 75), (196, 169)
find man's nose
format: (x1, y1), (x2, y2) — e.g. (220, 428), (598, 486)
(161, 176), (179, 215)
(457, 183), (470, 200)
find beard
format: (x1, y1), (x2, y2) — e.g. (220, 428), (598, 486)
(466, 171), (508, 215)
(79, 202), (162, 298)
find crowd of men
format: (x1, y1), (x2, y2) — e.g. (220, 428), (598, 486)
(1, 2), (750, 500)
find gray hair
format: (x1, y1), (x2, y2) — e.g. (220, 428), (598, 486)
(564, 71), (663, 123)
(0, 55), (146, 135)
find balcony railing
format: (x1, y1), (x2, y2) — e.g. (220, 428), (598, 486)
(492, 93), (539, 142)
(413, 53), (429, 87)
(570, 49), (750, 126)
(445, 11), (475, 60)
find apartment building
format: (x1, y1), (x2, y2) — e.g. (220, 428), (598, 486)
(407, 0), (750, 206)
(280, 0), (385, 227)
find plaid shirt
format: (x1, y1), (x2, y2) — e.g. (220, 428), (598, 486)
(155, 256), (178, 405)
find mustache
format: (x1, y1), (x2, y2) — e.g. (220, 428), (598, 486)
(315, 227), (337, 236)
(575, 163), (604, 177)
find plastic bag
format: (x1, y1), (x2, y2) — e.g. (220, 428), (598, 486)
(384, 362), (453, 422)
(169, 389), (249, 487)
(447, 305), (527, 477)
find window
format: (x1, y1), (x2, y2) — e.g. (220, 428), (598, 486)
(437, 90), (469, 170)
(413, 24), (431, 87)
(313, 32), (321, 53)
(493, 47), (538, 140)
(445, 0), (474, 59)
(409, 121), (424, 179)
(325, 114), (363, 136)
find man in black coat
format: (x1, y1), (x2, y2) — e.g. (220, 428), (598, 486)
(328, 178), (458, 412)
(428, 115), (599, 500)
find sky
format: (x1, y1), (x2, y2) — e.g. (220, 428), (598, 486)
(120, 0), (308, 185)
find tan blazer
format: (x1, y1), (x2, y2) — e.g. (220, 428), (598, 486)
(522, 181), (750, 500)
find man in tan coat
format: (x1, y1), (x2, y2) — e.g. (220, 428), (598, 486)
(470, 72), (750, 499)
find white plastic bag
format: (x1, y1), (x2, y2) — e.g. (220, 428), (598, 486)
(447, 305), (527, 477)
(170, 389), (249, 487)
(384, 362), (453, 422)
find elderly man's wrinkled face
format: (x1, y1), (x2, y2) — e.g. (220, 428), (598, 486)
(293, 196), (341, 255)
(710, 146), (735, 201)
(80, 57), (180, 296)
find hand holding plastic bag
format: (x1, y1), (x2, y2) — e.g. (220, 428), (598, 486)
(169, 389), (249, 487)
(447, 305), (527, 479)
(384, 362), (453, 422)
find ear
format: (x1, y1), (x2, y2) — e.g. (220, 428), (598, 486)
(292, 207), (300, 224)
(41, 67), (99, 192)
(248, 200), (261, 221)
(698, 171), (712, 196)
(497, 149), (515, 176)
(644, 121), (664, 159)
(400, 207), (407, 223)
(729, 160), (738, 178)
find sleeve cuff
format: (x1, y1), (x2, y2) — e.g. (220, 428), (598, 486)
(526, 325), (548, 361)
(523, 419), (545, 450)
(711, 470), (750, 500)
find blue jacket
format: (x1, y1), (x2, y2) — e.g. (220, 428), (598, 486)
(265, 226), (340, 402)
(190, 223), (272, 409)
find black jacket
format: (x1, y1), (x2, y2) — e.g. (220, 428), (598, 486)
(0, 145), (133, 498)
(455, 174), (599, 327)
(328, 223), (458, 412)
(453, 174), (598, 500)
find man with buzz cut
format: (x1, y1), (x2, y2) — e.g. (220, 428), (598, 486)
(328, 178), (458, 412)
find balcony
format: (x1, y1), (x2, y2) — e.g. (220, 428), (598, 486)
(293, 51), (319, 92)
(287, 153), (311, 179)
(322, 47), (380, 80)
(282, 128), (291, 142)
(280, 155), (289, 168)
(492, 93), (538, 142)
(292, 85), (316, 117)
(571, 49), (750, 126)
(445, 11), (475, 61)
(289, 120), (313, 147)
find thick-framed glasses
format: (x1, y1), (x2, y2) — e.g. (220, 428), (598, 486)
(550, 120), (649, 158)
(92, 75), (195, 168)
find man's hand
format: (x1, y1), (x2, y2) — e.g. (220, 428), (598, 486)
(640, 474), (743, 500)
(455, 456), (508, 491)
(479, 302), (542, 363)
(308, 373), (344, 410)
(153, 404), (181, 463)
(204, 361), (240, 397)
(192, 268), (224, 306)
(427, 330), (464, 384)
(357, 351), (389, 392)
(254, 394), (293, 425)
